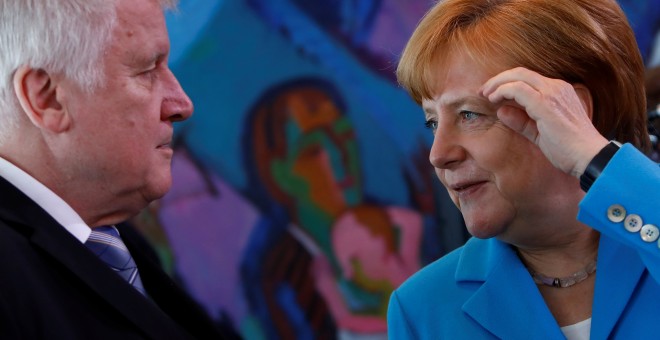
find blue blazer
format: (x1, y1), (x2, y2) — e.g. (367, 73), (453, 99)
(388, 144), (660, 339)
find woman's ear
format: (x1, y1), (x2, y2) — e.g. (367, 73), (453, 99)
(573, 83), (594, 121)
(13, 66), (71, 133)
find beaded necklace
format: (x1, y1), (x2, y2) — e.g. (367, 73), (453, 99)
(527, 260), (597, 288)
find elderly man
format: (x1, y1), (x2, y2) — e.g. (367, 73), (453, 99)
(0, 0), (227, 338)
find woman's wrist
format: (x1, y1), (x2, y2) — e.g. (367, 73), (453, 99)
(578, 140), (621, 192)
(571, 138), (609, 177)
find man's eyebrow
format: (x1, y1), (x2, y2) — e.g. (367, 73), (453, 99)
(129, 51), (168, 67)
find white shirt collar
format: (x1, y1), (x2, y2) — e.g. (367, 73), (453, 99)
(0, 156), (91, 243)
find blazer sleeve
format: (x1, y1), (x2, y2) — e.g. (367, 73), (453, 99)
(577, 143), (660, 281)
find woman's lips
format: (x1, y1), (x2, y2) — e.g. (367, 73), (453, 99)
(451, 180), (488, 198)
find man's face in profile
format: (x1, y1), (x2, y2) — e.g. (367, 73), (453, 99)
(59, 0), (193, 216)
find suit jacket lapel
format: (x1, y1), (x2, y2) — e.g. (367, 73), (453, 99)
(0, 177), (191, 339)
(458, 238), (565, 339)
(590, 235), (644, 340)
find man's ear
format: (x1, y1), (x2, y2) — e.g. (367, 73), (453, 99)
(573, 84), (594, 121)
(13, 66), (71, 133)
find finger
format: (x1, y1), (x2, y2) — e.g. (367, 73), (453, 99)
(484, 81), (544, 121)
(480, 67), (548, 96)
(497, 105), (540, 144)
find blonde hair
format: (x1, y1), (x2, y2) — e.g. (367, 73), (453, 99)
(397, 0), (650, 152)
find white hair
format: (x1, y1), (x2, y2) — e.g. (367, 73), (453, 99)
(0, 0), (178, 145)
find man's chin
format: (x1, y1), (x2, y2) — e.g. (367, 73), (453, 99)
(142, 176), (172, 203)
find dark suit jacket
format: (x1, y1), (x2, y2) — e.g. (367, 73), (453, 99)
(0, 176), (226, 339)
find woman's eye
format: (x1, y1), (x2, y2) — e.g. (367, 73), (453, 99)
(460, 110), (481, 121)
(424, 119), (438, 132)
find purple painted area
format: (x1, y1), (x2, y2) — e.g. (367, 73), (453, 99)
(365, 0), (429, 63)
(159, 150), (258, 325)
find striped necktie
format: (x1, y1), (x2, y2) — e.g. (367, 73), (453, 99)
(85, 225), (146, 296)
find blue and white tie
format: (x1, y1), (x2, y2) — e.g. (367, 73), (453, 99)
(85, 225), (146, 296)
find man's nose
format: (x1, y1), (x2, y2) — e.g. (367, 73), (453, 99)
(161, 68), (193, 122)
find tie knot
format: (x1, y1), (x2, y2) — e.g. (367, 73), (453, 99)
(94, 225), (119, 236)
(87, 225), (128, 252)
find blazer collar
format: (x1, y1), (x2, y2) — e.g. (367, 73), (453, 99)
(456, 235), (646, 340)
(457, 238), (565, 339)
(0, 176), (191, 339)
